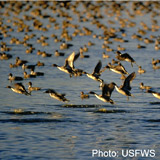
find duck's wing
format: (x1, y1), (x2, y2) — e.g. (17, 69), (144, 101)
(102, 82), (115, 98)
(14, 83), (26, 91)
(64, 59), (69, 67)
(121, 72), (136, 90)
(121, 53), (135, 62)
(92, 60), (102, 75)
(66, 52), (80, 69)
(114, 63), (128, 74)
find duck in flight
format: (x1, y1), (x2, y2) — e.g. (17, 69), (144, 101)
(7, 83), (30, 95)
(44, 89), (69, 102)
(89, 82), (115, 104)
(66, 52), (85, 77)
(52, 52), (74, 77)
(114, 72), (136, 100)
(115, 51), (137, 67)
(105, 62), (129, 75)
(146, 90), (160, 99)
(84, 60), (103, 82)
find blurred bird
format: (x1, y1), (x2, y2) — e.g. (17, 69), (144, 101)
(44, 89), (69, 102)
(84, 60), (103, 82)
(7, 83), (30, 95)
(89, 82), (115, 104)
(146, 90), (160, 99)
(114, 72), (136, 100)
(115, 51), (137, 67)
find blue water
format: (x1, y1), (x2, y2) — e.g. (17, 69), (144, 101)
(0, 1), (160, 160)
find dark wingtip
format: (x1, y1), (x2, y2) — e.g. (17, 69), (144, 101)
(89, 91), (95, 94)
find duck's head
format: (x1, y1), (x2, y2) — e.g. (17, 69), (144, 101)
(8, 73), (12, 77)
(52, 64), (58, 67)
(6, 86), (11, 89)
(28, 82), (32, 86)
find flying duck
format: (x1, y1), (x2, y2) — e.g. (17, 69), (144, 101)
(84, 60), (103, 82)
(52, 52), (74, 77)
(7, 83), (30, 95)
(115, 51), (137, 67)
(114, 72), (136, 100)
(105, 62), (129, 75)
(146, 90), (160, 99)
(89, 82), (116, 104)
(44, 89), (69, 102)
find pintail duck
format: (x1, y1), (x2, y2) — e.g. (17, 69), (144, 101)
(80, 91), (89, 100)
(117, 45), (126, 51)
(52, 52), (75, 77)
(84, 60), (103, 82)
(30, 68), (44, 76)
(9, 63), (18, 68)
(89, 82), (115, 104)
(139, 82), (151, 90)
(152, 58), (160, 65)
(7, 83), (30, 95)
(8, 73), (23, 81)
(146, 90), (160, 99)
(105, 62), (129, 75)
(79, 49), (90, 58)
(67, 52), (85, 76)
(137, 44), (146, 49)
(44, 89), (69, 102)
(60, 41), (73, 50)
(82, 45), (88, 52)
(0, 53), (12, 60)
(115, 51), (137, 67)
(36, 61), (45, 66)
(88, 41), (95, 46)
(15, 57), (28, 66)
(41, 51), (52, 57)
(114, 72), (136, 100)
(102, 52), (110, 59)
(28, 82), (41, 92)
(22, 64), (36, 71)
(138, 66), (146, 74)
(54, 50), (65, 57)
(152, 64), (160, 70)
(23, 71), (36, 79)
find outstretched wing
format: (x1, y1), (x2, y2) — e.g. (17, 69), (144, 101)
(14, 83), (26, 91)
(122, 53), (135, 62)
(102, 82), (115, 98)
(93, 60), (102, 75)
(122, 72), (136, 90)
(66, 52), (80, 69)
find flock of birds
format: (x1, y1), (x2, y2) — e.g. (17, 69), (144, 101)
(1, 1), (160, 105)
(5, 50), (160, 104)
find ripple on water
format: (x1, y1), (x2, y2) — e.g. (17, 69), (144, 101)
(0, 118), (79, 123)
